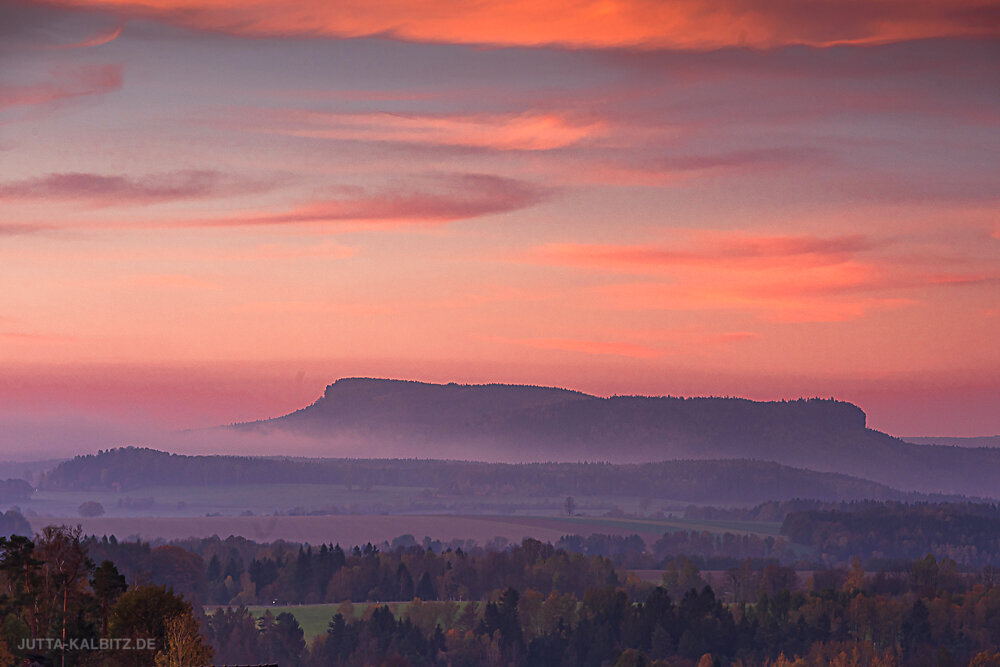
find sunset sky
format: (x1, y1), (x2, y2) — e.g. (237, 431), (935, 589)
(1, 0), (999, 448)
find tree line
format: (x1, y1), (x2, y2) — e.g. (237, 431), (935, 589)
(780, 503), (1000, 566)
(193, 555), (1000, 666)
(0, 526), (213, 666)
(87, 534), (623, 607)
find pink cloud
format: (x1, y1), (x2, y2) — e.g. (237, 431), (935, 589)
(52, 22), (124, 49)
(0, 64), (121, 111)
(259, 109), (605, 151)
(649, 147), (831, 174)
(533, 145), (836, 188)
(0, 170), (276, 207)
(0, 223), (51, 235)
(206, 173), (549, 228)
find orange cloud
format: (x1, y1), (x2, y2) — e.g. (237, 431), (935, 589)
(530, 233), (921, 322)
(533, 233), (876, 273)
(264, 110), (604, 151)
(42, 0), (1000, 49)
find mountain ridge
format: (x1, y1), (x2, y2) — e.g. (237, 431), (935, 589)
(229, 377), (1000, 498)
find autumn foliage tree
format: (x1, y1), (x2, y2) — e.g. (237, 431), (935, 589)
(154, 611), (214, 667)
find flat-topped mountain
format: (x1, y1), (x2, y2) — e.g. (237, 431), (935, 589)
(271, 377), (592, 426)
(242, 377), (865, 438)
(231, 378), (999, 497)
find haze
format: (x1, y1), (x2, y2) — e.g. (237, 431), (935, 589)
(2, 0), (999, 451)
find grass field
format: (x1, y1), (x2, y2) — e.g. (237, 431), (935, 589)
(210, 601), (471, 641)
(238, 604), (343, 641)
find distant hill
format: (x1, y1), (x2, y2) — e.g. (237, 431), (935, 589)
(232, 378), (1000, 498)
(904, 435), (1000, 448)
(0, 458), (67, 483)
(39, 447), (937, 505)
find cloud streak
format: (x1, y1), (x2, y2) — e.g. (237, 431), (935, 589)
(529, 232), (998, 322)
(205, 174), (550, 228)
(0, 0), (122, 52)
(649, 147), (831, 174)
(52, 22), (124, 49)
(0, 64), (122, 111)
(40, 0), (1000, 49)
(0, 170), (276, 206)
(0, 224), (51, 236)
(533, 233), (878, 272)
(257, 110), (605, 152)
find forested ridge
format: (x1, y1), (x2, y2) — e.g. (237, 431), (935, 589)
(40, 447), (938, 504)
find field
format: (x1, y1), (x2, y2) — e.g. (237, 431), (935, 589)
(26, 483), (435, 518)
(226, 604), (344, 641)
(211, 601), (475, 642)
(24, 482), (764, 521)
(22, 480), (781, 547)
(28, 512), (781, 546)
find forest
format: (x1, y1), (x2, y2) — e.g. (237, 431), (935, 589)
(8, 525), (1000, 665)
(780, 503), (1000, 567)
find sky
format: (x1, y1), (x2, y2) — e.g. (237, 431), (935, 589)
(1, 0), (999, 451)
